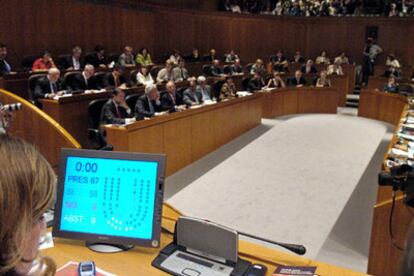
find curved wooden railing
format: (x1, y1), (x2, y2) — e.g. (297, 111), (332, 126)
(0, 88), (81, 168)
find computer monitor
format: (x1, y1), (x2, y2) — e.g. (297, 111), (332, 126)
(53, 148), (166, 253)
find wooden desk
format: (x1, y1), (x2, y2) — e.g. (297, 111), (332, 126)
(260, 87), (339, 118)
(44, 203), (366, 276)
(105, 94), (263, 176)
(41, 87), (146, 148)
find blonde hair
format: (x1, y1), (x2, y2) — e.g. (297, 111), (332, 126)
(0, 135), (56, 275)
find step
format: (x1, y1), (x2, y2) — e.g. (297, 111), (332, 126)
(346, 101), (359, 108)
(346, 94), (360, 101)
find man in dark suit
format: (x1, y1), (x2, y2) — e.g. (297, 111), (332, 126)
(204, 49), (217, 62)
(100, 88), (134, 125)
(247, 72), (265, 92)
(71, 64), (98, 91)
(288, 70), (307, 87)
(63, 46), (84, 71)
(210, 59), (224, 76)
(134, 84), (163, 120)
(300, 60), (317, 74)
(183, 78), (203, 106)
(86, 45), (108, 68)
(161, 81), (185, 112)
(0, 43), (12, 75)
(104, 65), (127, 88)
(33, 68), (65, 106)
(230, 59), (243, 75)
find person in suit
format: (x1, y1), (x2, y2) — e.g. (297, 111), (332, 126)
(137, 66), (154, 86)
(288, 70), (307, 87)
(250, 59), (266, 76)
(156, 60), (175, 83)
(204, 49), (217, 62)
(161, 81), (185, 112)
(384, 65), (401, 78)
(210, 59), (224, 76)
(383, 76), (399, 93)
(32, 50), (56, 72)
(169, 49), (182, 65)
(301, 59), (317, 74)
(225, 50), (239, 63)
(220, 76), (237, 100)
(104, 65), (127, 88)
(100, 88), (134, 125)
(173, 59), (189, 82)
(247, 72), (265, 91)
(71, 64), (98, 91)
(266, 71), (286, 88)
(272, 50), (289, 73)
(0, 43), (12, 75)
(86, 45), (108, 68)
(183, 78), (203, 106)
(189, 48), (201, 63)
(63, 46), (84, 71)
(291, 51), (305, 64)
(230, 59), (243, 74)
(196, 76), (212, 101)
(118, 46), (136, 67)
(135, 47), (153, 66)
(134, 84), (163, 120)
(33, 68), (65, 106)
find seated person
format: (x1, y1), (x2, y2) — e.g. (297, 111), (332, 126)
(327, 60), (344, 75)
(71, 64), (98, 91)
(272, 50), (289, 73)
(301, 59), (317, 74)
(169, 49), (182, 65)
(0, 135), (57, 276)
(100, 88), (134, 125)
(118, 45), (136, 67)
(137, 66), (154, 86)
(0, 43), (12, 75)
(135, 47), (153, 66)
(210, 59), (224, 76)
(334, 52), (350, 65)
(33, 68), (65, 104)
(315, 70), (331, 87)
(189, 48), (201, 63)
(183, 78), (204, 106)
(230, 59), (243, 74)
(64, 46), (84, 71)
(32, 50), (56, 72)
(204, 48), (217, 62)
(225, 50), (239, 63)
(105, 65), (127, 88)
(384, 65), (401, 78)
(220, 77), (237, 100)
(156, 60), (176, 83)
(173, 59), (189, 81)
(250, 59), (266, 76)
(87, 45), (108, 68)
(247, 72), (265, 91)
(266, 71), (286, 88)
(134, 84), (163, 120)
(161, 80), (185, 112)
(196, 76), (213, 101)
(383, 76), (399, 93)
(291, 50), (305, 64)
(386, 54), (401, 69)
(287, 70), (307, 87)
(315, 51), (331, 65)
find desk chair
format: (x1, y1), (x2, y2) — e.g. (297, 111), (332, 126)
(241, 77), (251, 91)
(246, 63), (254, 74)
(21, 55), (37, 71)
(63, 71), (83, 91)
(109, 53), (120, 64)
(88, 98), (108, 149)
(213, 80), (226, 99)
(399, 83), (414, 95)
(150, 65), (163, 79)
(27, 74), (47, 107)
(177, 87), (187, 98)
(125, 93), (141, 110)
(84, 52), (95, 65)
(202, 64), (211, 76)
(223, 65), (232, 75)
(95, 71), (108, 89)
(57, 54), (71, 70)
(130, 69), (139, 86)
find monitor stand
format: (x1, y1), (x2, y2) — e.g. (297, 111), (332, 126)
(85, 241), (134, 253)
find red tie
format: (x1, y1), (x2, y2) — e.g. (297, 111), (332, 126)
(116, 106), (121, 118)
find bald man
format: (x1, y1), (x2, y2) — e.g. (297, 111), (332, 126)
(71, 64), (98, 91)
(33, 68), (65, 106)
(118, 46), (136, 67)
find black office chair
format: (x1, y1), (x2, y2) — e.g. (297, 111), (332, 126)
(84, 52), (96, 65)
(202, 64), (211, 76)
(21, 55), (37, 71)
(150, 65), (163, 79)
(27, 74), (47, 106)
(269, 55), (277, 62)
(57, 54), (71, 70)
(241, 77), (251, 91)
(94, 71), (108, 89)
(63, 71), (82, 91)
(246, 63), (254, 74)
(223, 65), (232, 75)
(213, 80), (225, 99)
(399, 83), (414, 95)
(177, 87), (187, 98)
(125, 93), (141, 110)
(109, 53), (120, 64)
(88, 98), (108, 149)
(130, 69), (139, 86)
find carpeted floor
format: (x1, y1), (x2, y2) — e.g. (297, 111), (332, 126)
(166, 111), (393, 273)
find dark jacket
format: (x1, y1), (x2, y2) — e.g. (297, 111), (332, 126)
(100, 99), (131, 125)
(134, 95), (163, 120)
(160, 92), (183, 112)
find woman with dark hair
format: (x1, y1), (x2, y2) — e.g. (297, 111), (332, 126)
(0, 135), (57, 275)
(135, 47), (153, 66)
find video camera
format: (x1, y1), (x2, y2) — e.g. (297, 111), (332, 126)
(1, 103), (22, 112)
(379, 164), (414, 207)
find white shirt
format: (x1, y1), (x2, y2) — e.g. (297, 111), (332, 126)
(72, 56), (80, 70)
(137, 72), (154, 86)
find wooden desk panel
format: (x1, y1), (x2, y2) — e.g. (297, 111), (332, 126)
(106, 94), (263, 176)
(261, 87), (338, 119)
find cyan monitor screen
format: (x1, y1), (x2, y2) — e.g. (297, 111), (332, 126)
(60, 156), (158, 240)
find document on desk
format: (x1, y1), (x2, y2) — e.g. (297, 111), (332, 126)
(53, 94), (73, 100)
(56, 261), (117, 276)
(236, 91), (252, 97)
(273, 265), (317, 276)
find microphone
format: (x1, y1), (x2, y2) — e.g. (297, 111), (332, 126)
(238, 230), (306, 255)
